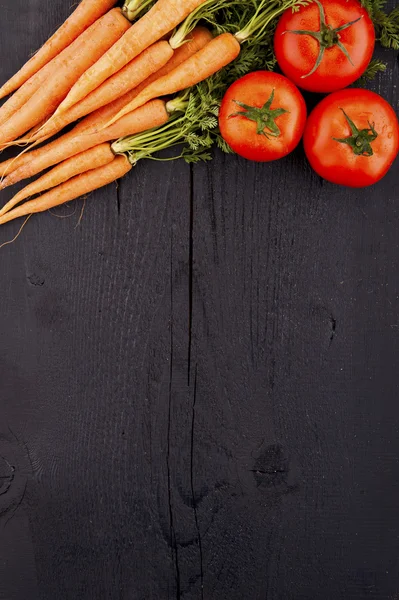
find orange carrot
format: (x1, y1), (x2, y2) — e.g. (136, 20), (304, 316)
(0, 0), (118, 100)
(104, 33), (240, 127)
(0, 156), (21, 179)
(4, 24), (212, 171)
(0, 8), (130, 146)
(138, 26), (213, 87)
(0, 61), (54, 129)
(0, 99), (168, 189)
(24, 40), (174, 143)
(0, 9), (116, 128)
(0, 95), (127, 180)
(25, 91), (137, 142)
(0, 127), (82, 180)
(25, 26), (212, 145)
(0, 27), (212, 178)
(0, 156), (131, 226)
(0, 144), (115, 217)
(1, 88), (146, 178)
(72, 26), (213, 134)
(0, 89), (145, 180)
(56, 0), (208, 113)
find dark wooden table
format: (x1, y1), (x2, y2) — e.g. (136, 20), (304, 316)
(0, 1), (398, 599)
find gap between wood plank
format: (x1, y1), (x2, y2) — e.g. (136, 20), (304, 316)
(188, 164), (194, 387)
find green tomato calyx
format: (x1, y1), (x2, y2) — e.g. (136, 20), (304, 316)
(229, 89), (289, 138)
(332, 108), (378, 157)
(283, 0), (362, 78)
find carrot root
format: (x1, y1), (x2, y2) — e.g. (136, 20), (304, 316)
(0, 215), (32, 249)
(0, 156), (132, 226)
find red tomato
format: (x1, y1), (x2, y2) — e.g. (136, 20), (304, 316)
(274, 0), (375, 93)
(303, 89), (399, 187)
(219, 71), (307, 162)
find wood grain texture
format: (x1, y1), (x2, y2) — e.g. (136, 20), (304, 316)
(0, 1), (398, 599)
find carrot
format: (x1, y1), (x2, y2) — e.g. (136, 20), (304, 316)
(71, 90), (145, 135)
(0, 126), (84, 180)
(5, 24), (212, 163)
(0, 156), (131, 226)
(140, 26), (213, 85)
(0, 8), (117, 129)
(0, 8), (131, 146)
(0, 99), (168, 189)
(25, 26), (212, 145)
(0, 27), (212, 178)
(8, 95), (157, 174)
(72, 26), (212, 133)
(104, 33), (240, 128)
(23, 40), (174, 144)
(0, 61), (54, 129)
(56, 0), (208, 113)
(0, 144), (115, 217)
(0, 88), (148, 180)
(0, 0), (118, 100)
(0, 93), (129, 180)
(0, 156), (22, 179)
(26, 76), (150, 143)
(24, 91), (136, 143)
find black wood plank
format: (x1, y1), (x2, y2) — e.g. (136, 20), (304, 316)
(0, 156), (193, 599)
(188, 49), (399, 599)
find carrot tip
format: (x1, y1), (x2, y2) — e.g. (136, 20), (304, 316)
(102, 114), (120, 130)
(0, 214), (31, 243)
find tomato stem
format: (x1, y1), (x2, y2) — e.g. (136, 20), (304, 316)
(332, 108), (378, 157)
(282, 0), (362, 78)
(228, 89), (289, 138)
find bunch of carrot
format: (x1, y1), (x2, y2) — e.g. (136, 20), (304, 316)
(0, 0), (304, 228)
(0, 0), (212, 224)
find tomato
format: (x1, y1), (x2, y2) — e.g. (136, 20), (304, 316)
(219, 71), (307, 162)
(274, 0), (375, 93)
(303, 89), (399, 187)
